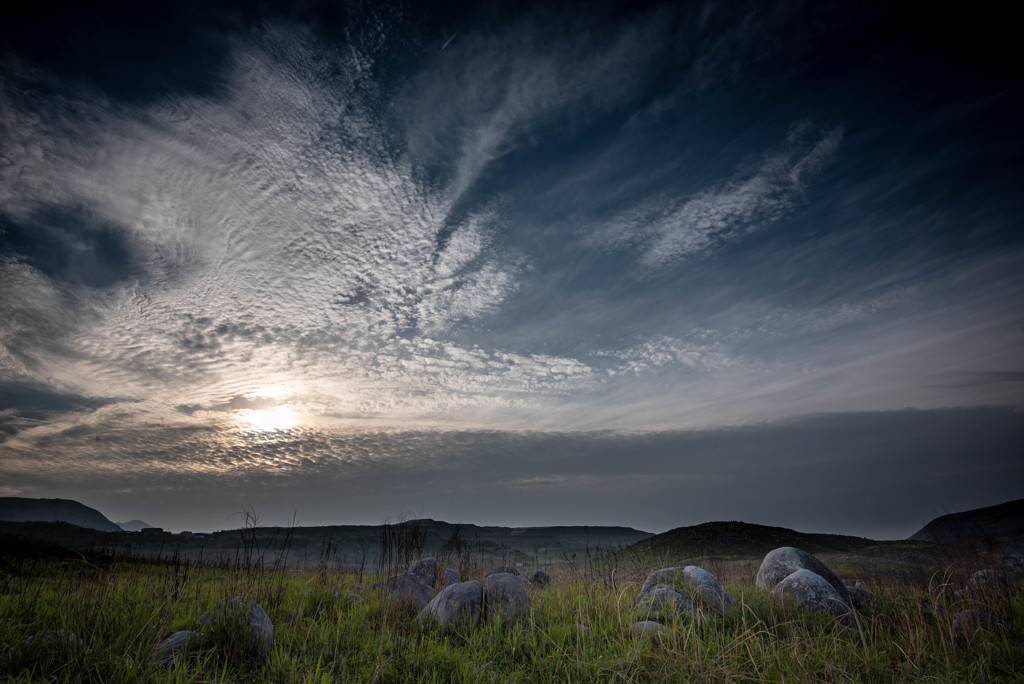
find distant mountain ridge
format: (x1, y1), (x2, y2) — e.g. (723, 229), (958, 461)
(910, 499), (1024, 554)
(0, 497), (122, 532)
(116, 519), (154, 532)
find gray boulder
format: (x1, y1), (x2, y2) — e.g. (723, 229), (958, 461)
(771, 569), (854, 621)
(484, 573), (531, 622)
(633, 620), (665, 634)
(416, 580), (483, 629)
(385, 573), (436, 609)
(843, 580), (874, 610)
(756, 547), (851, 604)
(196, 597), (274, 660)
(640, 566), (735, 613)
(408, 557), (437, 588)
(442, 568), (461, 587)
(636, 584), (695, 620)
(531, 570), (551, 587)
(154, 630), (194, 665)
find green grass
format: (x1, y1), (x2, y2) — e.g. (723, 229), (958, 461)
(0, 549), (1021, 682)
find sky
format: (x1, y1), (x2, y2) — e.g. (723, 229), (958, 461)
(1, 0), (1022, 538)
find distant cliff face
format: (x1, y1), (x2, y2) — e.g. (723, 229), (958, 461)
(0, 497), (122, 532)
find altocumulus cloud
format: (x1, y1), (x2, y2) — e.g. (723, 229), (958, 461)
(1, 1), (1022, 534)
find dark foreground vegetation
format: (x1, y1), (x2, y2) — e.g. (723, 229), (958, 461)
(1, 520), (1022, 682)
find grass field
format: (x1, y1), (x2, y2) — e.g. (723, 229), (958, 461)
(1, 538), (1021, 682)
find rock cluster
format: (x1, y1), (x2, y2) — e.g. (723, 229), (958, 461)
(757, 547), (856, 624)
(155, 596), (273, 666)
(409, 562), (532, 630)
(633, 565), (734, 631)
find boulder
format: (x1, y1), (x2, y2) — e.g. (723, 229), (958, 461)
(636, 584), (695, 620)
(385, 573), (435, 609)
(416, 580), (483, 629)
(484, 573), (531, 622)
(771, 569), (854, 621)
(488, 565), (521, 577)
(756, 547), (851, 604)
(154, 630), (194, 665)
(953, 609), (1015, 635)
(196, 597), (274, 660)
(633, 620), (665, 634)
(408, 557), (437, 588)
(531, 570), (551, 587)
(843, 580), (874, 610)
(442, 568), (461, 587)
(640, 566), (735, 613)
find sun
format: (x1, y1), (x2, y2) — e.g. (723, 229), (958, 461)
(241, 406), (297, 432)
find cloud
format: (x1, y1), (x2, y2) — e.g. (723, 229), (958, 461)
(0, 25), (603, 422)
(2, 406), (1021, 538)
(593, 122), (842, 268)
(395, 12), (665, 202)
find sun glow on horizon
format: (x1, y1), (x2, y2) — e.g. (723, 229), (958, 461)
(240, 406), (297, 432)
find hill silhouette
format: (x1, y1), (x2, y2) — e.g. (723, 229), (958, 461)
(0, 497), (121, 532)
(910, 499), (1024, 554)
(623, 520), (878, 560)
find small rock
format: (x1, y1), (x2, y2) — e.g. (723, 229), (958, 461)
(756, 547), (852, 605)
(576, 623), (591, 636)
(355, 583), (364, 593)
(953, 609), (1015, 636)
(196, 597), (274, 660)
(408, 557), (437, 588)
(633, 620), (665, 634)
(416, 580), (483, 629)
(213, 575), (228, 582)
(371, 581), (385, 592)
(19, 630), (78, 651)
(531, 570), (551, 587)
(636, 584), (695, 620)
(969, 569), (1009, 593)
(154, 630), (194, 665)
(385, 573), (436, 609)
(345, 594), (363, 604)
(771, 569), (855, 622)
(442, 568), (461, 587)
(484, 573), (530, 622)
(896, 596), (949, 621)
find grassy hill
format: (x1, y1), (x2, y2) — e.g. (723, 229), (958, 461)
(910, 499), (1024, 554)
(623, 520), (878, 560)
